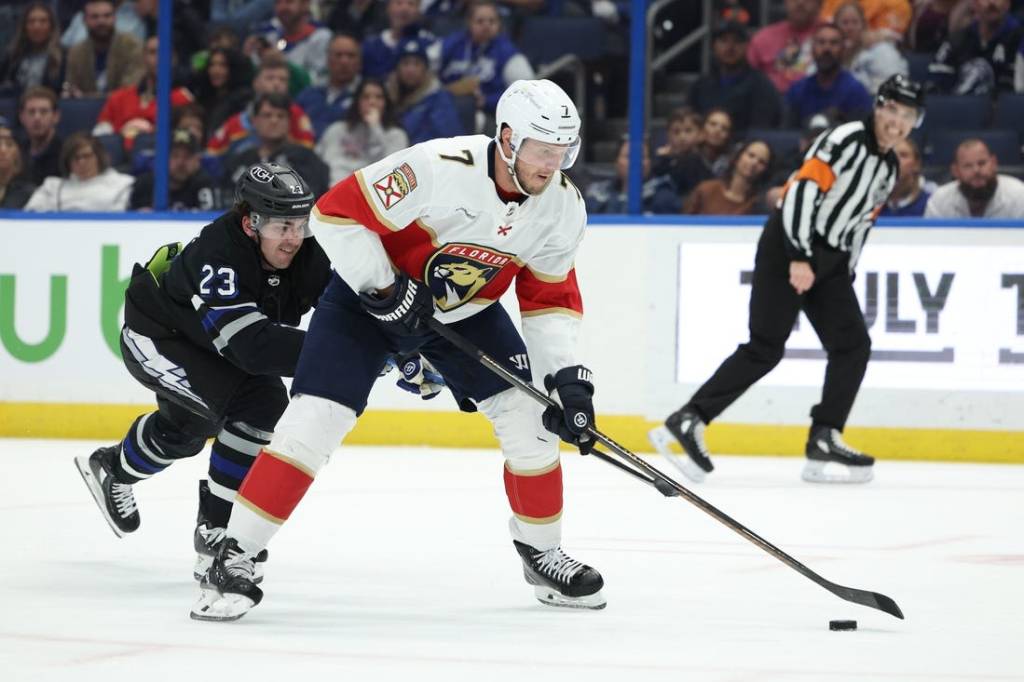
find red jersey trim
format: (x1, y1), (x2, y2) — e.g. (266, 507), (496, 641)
(516, 267), (583, 316)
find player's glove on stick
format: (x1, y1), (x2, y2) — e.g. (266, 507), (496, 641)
(394, 354), (446, 400)
(359, 272), (435, 335)
(541, 365), (596, 455)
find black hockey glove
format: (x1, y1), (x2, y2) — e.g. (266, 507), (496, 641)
(541, 365), (596, 455)
(359, 272), (435, 336)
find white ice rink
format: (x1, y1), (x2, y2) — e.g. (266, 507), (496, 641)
(1, 438), (1022, 682)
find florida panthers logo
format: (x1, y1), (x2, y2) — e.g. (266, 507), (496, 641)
(424, 243), (516, 311)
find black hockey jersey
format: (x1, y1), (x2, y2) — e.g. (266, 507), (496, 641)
(124, 211), (332, 377)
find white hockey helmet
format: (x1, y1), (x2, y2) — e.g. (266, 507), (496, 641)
(494, 79), (581, 192)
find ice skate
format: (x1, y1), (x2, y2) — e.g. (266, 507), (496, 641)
(514, 540), (606, 610)
(802, 426), (875, 484)
(190, 538), (263, 622)
(647, 406), (713, 483)
(74, 445), (140, 537)
(192, 481), (268, 583)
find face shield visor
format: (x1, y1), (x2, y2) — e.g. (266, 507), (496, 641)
(513, 136), (581, 171)
(250, 212), (312, 239)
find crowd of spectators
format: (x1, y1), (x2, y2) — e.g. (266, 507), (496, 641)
(599, 0), (1024, 217)
(0, 0), (545, 212)
(0, 0), (1023, 218)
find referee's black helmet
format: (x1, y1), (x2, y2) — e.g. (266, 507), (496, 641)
(875, 74), (925, 112)
(235, 162), (314, 219)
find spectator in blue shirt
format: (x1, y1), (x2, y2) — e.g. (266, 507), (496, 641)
(584, 136), (681, 215)
(362, 0), (440, 79)
(387, 40), (463, 144)
(296, 33), (363, 139)
(784, 23), (872, 128)
(439, 0), (535, 118)
(688, 21), (781, 131)
(881, 137), (935, 217)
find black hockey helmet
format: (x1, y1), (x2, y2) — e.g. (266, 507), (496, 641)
(235, 162), (315, 237)
(875, 74), (925, 126)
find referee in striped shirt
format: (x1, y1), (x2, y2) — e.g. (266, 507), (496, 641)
(650, 74), (925, 485)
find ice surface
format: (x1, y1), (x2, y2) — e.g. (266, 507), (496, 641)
(1, 438), (1021, 681)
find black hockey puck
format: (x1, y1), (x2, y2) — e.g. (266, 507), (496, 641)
(829, 620), (857, 631)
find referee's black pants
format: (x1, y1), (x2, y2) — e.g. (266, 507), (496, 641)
(688, 214), (871, 432)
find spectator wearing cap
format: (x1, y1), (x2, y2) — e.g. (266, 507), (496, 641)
(0, 2), (66, 98)
(925, 138), (1024, 218)
(387, 41), (463, 144)
(0, 117), (36, 208)
(220, 92), (330, 198)
(24, 131), (134, 211)
(362, 0), (440, 80)
(251, 0), (333, 86)
(16, 85), (62, 185)
(784, 23), (872, 127)
(439, 0), (535, 119)
(207, 54), (316, 157)
(64, 0), (144, 98)
(687, 21), (781, 131)
(835, 2), (908, 95)
(880, 138), (934, 216)
(93, 36), (195, 150)
(931, 0), (1022, 94)
(129, 129), (222, 211)
(747, 0), (823, 93)
(296, 33), (363, 139)
(819, 0), (912, 43)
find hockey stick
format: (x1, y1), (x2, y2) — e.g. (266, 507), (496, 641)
(427, 316), (904, 620)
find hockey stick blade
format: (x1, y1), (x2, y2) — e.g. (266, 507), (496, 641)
(425, 317), (904, 619)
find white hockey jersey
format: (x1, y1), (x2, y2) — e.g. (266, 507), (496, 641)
(309, 134), (588, 379)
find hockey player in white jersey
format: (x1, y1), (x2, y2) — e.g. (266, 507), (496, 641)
(191, 79), (605, 621)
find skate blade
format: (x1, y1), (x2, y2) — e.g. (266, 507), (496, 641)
(194, 554), (265, 585)
(533, 585), (606, 610)
(647, 427), (706, 483)
(73, 455), (126, 539)
(801, 460), (874, 484)
(189, 587), (256, 622)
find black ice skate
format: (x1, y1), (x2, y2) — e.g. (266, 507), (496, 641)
(647, 406), (713, 483)
(802, 426), (875, 484)
(514, 540), (606, 610)
(74, 445), (140, 537)
(192, 481), (269, 583)
(190, 538), (263, 622)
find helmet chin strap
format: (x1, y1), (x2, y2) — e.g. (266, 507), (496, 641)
(496, 136), (532, 195)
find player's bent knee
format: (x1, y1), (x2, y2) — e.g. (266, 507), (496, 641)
(266, 394), (357, 473)
(478, 388), (559, 469)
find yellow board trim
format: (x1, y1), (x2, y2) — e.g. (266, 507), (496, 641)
(1, 402), (1022, 464)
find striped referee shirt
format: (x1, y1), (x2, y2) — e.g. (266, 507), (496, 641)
(780, 118), (898, 269)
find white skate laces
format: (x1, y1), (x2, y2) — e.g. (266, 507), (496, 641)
(198, 524), (227, 550)
(223, 544), (257, 581)
(684, 416), (710, 458)
(533, 547), (586, 584)
(110, 481), (138, 518)
(826, 430), (864, 456)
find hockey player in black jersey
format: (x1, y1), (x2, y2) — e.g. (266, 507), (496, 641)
(74, 162), (332, 579)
